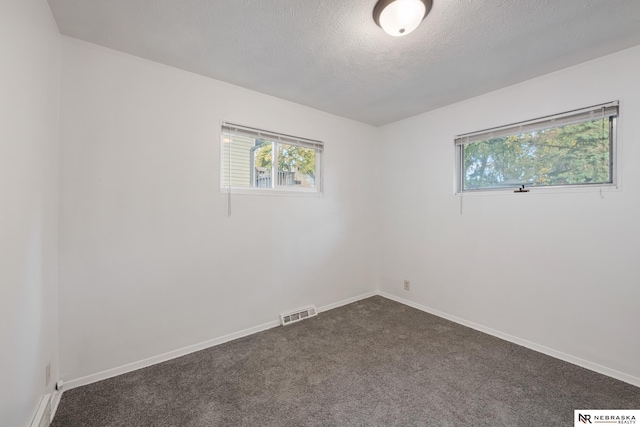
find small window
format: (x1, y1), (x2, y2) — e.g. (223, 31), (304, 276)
(221, 123), (323, 194)
(455, 102), (618, 193)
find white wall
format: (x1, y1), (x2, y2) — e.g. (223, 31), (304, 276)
(58, 37), (379, 381)
(379, 46), (640, 384)
(0, 0), (60, 426)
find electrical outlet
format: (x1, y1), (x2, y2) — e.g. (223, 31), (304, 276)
(404, 280), (410, 291)
(45, 362), (51, 387)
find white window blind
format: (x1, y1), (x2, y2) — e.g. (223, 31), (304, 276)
(455, 101), (618, 146)
(222, 123), (324, 151)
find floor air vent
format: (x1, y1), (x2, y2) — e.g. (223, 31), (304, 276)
(280, 306), (317, 326)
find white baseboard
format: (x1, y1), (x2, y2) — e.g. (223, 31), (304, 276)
(378, 290), (640, 388)
(63, 290), (377, 391)
(29, 394), (51, 427)
(62, 289), (638, 393)
(317, 290), (378, 313)
(50, 389), (63, 423)
(63, 319), (281, 390)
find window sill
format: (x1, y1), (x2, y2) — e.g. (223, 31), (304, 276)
(454, 184), (620, 197)
(220, 187), (323, 197)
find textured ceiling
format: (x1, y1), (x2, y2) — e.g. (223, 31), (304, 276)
(48, 0), (640, 126)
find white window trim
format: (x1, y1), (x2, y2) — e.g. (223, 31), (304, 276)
(453, 101), (620, 195)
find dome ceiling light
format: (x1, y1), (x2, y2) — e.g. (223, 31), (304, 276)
(373, 0), (433, 37)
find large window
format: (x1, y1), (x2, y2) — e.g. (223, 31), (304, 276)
(221, 123), (323, 194)
(455, 102), (618, 193)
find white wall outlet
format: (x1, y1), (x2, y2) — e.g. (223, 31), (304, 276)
(45, 362), (51, 387)
(404, 280), (410, 291)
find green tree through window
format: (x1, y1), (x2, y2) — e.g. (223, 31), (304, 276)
(255, 143), (315, 177)
(462, 117), (613, 191)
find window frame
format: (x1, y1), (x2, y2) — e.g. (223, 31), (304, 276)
(454, 102), (619, 194)
(220, 122), (323, 196)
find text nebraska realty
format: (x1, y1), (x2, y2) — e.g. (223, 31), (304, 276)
(579, 414), (636, 424)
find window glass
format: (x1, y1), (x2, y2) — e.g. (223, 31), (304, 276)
(221, 124), (322, 193)
(456, 103), (617, 192)
(277, 144), (316, 188)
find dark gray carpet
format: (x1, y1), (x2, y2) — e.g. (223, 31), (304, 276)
(52, 296), (640, 426)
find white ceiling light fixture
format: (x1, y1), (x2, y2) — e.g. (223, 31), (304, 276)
(373, 0), (433, 37)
